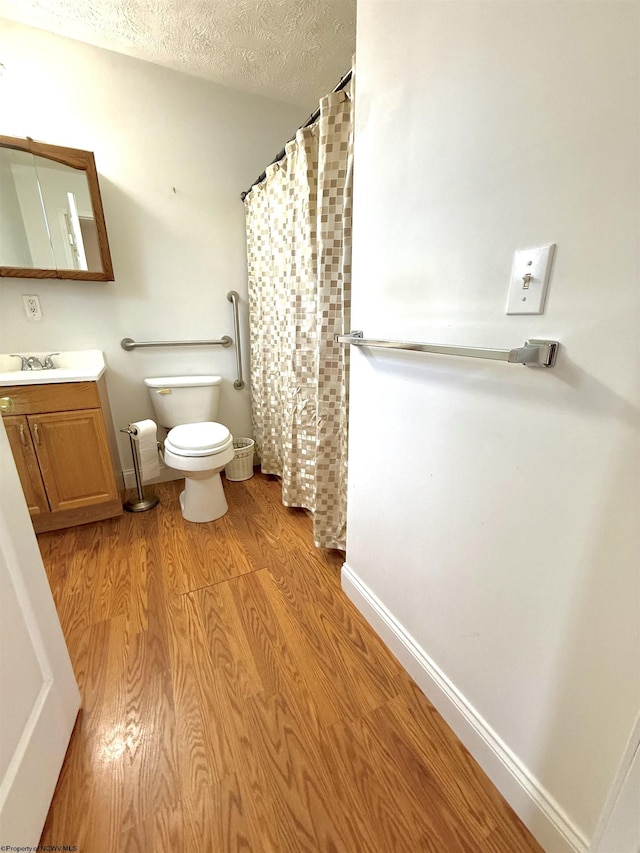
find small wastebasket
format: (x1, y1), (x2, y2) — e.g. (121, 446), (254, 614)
(225, 438), (255, 481)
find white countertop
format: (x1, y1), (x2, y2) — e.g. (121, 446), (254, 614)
(0, 350), (106, 386)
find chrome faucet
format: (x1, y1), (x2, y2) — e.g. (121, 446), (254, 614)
(9, 353), (60, 370)
(10, 354), (30, 370)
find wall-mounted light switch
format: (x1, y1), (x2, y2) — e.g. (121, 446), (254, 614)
(23, 294), (42, 320)
(506, 244), (556, 315)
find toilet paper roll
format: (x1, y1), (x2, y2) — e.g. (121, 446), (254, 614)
(130, 419), (161, 482)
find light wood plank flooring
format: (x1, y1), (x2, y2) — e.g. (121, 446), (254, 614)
(38, 472), (542, 852)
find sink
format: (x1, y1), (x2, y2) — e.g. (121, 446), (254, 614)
(0, 350), (106, 386)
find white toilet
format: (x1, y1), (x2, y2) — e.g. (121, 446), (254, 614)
(144, 375), (235, 523)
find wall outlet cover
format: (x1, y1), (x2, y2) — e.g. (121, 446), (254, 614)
(23, 294), (42, 321)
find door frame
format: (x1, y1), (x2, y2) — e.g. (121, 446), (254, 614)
(589, 712), (640, 852)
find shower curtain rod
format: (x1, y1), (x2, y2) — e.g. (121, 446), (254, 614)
(240, 68), (353, 201)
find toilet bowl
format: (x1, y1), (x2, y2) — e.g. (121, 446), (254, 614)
(163, 421), (235, 522)
(144, 375), (235, 523)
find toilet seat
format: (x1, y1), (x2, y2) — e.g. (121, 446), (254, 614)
(165, 421), (232, 457)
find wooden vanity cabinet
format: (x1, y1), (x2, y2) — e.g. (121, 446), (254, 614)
(4, 414), (50, 515)
(1, 380), (122, 532)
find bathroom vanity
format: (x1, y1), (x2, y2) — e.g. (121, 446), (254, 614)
(0, 353), (122, 532)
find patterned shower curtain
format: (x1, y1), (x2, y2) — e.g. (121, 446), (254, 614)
(244, 87), (353, 551)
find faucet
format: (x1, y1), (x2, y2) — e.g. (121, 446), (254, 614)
(9, 353), (59, 371)
(10, 354), (31, 370)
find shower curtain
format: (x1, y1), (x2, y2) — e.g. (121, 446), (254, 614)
(244, 86), (353, 551)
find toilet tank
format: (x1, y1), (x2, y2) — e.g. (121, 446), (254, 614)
(144, 375), (222, 428)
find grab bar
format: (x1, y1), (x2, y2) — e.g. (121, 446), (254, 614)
(336, 331), (559, 368)
(121, 336), (232, 351)
(227, 290), (245, 389)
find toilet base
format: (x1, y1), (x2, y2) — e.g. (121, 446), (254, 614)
(179, 471), (228, 523)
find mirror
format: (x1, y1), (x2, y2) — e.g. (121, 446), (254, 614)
(0, 136), (114, 281)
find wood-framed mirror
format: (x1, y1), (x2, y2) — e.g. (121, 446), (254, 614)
(0, 135), (114, 281)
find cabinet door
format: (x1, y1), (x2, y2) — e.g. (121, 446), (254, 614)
(3, 415), (49, 516)
(28, 409), (118, 512)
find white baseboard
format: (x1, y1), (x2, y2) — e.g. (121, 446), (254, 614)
(341, 562), (589, 853)
(122, 467), (180, 490)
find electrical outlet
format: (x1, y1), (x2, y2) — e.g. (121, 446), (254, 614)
(23, 294), (42, 321)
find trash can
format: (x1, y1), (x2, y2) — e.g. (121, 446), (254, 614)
(224, 438), (255, 481)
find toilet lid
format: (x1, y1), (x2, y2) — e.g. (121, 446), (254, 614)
(165, 422), (232, 457)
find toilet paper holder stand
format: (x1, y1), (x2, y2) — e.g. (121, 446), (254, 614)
(120, 425), (160, 512)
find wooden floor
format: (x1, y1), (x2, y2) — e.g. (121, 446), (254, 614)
(38, 472), (542, 853)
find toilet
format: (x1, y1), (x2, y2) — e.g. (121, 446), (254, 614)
(144, 375), (235, 523)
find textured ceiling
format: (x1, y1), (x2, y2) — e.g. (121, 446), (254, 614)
(0, 0), (356, 106)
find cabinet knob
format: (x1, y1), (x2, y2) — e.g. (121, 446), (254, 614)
(0, 396), (15, 414)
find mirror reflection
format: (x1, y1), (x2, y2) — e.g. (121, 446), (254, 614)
(0, 137), (114, 281)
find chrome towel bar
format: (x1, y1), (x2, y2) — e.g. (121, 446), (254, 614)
(121, 336), (232, 350)
(335, 331), (560, 368)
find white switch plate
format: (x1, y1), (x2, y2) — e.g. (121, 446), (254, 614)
(506, 244), (556, 315)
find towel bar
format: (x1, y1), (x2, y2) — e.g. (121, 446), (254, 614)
(336, 331), (559, 368)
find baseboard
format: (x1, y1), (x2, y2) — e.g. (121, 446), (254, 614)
(341, 562), (589, 853)
(122, 467), (180, 490)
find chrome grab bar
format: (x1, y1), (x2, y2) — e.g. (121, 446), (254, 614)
(335, 331), (559, 368)
(121, 336), (232, 351)
(227, 290), (245, 389)
(121, 293), (245, 391)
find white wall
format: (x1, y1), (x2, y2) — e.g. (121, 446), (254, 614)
(345, 2), (639, 850)
(0, 20), (304, 474)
